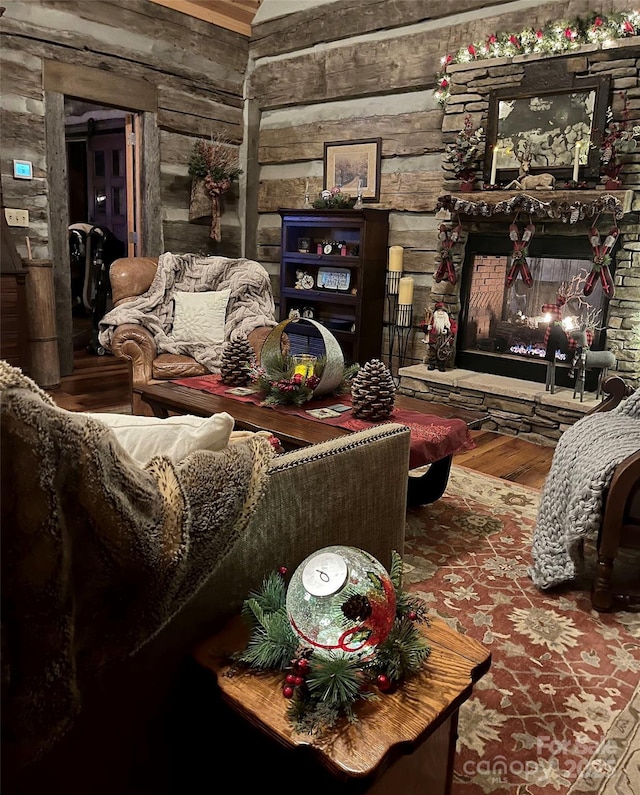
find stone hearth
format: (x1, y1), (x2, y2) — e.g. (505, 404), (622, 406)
(398, 365), (601, 446)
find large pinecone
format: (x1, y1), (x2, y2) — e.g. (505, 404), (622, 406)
(350, 359), (395, 420)
(220, 335), (255, 385)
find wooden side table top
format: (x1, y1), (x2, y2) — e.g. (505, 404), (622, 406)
(193, 615), (491, 782)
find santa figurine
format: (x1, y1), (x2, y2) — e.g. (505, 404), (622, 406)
(421, 302), (458, 371)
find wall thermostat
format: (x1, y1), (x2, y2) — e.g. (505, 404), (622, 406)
(13, 160), (33, 180)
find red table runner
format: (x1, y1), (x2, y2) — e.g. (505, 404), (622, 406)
(171, 375), (475, 468)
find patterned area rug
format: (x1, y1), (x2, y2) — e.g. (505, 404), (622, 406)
(405, 465), (640, 795)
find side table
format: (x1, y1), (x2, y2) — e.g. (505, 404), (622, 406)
(192, 615), (491, 794)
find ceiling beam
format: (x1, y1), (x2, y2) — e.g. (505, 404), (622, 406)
(148, 0), (258, 36)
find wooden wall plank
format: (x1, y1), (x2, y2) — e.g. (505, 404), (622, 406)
(250, 0), (516, 59)
(259, 111), (444, 163)
(248, 33), (442, 110)
(43, 0), (249, 69)
(0, 50), (43, 100)
(44, 89), (74, 376)
(43, 59), (158, 112)
(140, 113), (164, 257)
(159, 87), (243, 129)
(0, 5), (245, 94)
(257, 172), (445, 213)
(157, 109), (242, 139)
(163, 220), (241, 256)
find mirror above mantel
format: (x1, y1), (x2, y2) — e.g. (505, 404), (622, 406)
(437, 189), (634, 224)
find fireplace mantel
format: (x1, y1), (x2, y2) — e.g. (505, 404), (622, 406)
(437, 190), (634, 223)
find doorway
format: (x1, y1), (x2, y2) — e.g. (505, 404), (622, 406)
(65, 100), (132, 351)
(44, 58), (161, 375)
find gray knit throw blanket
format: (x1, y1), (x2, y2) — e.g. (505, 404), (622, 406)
(98, 252), (277, 372)
(530, 388), (640, 590)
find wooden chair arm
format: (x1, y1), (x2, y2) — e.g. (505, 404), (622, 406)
(587, 375), (634, 415)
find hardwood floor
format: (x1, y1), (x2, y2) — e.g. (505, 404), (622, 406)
(47, 351), (554, 489)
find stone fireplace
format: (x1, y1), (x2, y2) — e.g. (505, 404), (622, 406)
(398, 44), (640, 443)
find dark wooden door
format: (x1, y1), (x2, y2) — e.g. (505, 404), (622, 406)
(87, 131), (127, 248)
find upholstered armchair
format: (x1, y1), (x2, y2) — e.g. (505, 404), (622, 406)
(99, 254), (278, 414)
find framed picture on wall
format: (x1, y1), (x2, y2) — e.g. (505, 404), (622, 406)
(323, 138), (382, 201)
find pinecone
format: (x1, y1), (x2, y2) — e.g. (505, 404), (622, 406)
(220, 335), (255, 386)
(342, 594), (372, 622)
(350, 359), (395, 421)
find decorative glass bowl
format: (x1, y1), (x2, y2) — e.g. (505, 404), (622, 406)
(286, 546), (396, 655)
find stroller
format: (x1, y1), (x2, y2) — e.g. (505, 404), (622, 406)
(68, 224), (125, 355)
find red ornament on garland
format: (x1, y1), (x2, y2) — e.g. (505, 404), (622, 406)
(279, 566), (288, 577)
(377, 674), (392, 692)
(283, 686), (294, 698)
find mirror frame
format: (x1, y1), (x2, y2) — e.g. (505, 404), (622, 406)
(483, 65), (611, 185)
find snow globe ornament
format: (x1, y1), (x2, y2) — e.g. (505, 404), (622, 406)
(286, 546), (396, 655)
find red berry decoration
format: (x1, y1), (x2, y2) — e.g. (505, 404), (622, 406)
(279, 566), (288, 577)
(285, 674), (297, 685)
(295, 658), (310, 674)
(377, 674), (392, 692)
(294, 676), (305, 687)
(408, 610), (418, 621)
(283, 686), (294, 699)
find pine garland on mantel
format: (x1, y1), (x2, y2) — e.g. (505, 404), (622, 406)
(437, 191), (630, 223)
(435, 11), (640, 106)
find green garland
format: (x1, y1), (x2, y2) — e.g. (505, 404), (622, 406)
(435, 11), (640, 106)
(249, 354), (359, 407)
(232, 551), (431, 735)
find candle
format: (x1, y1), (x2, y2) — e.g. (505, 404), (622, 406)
(388, 246), (404, 272)
(490, 146), (499, 185)
(572, 142), (581, 183)
(398, 276), (414, 305)
(293, 354), (316, 378)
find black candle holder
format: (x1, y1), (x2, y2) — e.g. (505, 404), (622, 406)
(385, 272), (400, 376)
(388, 303), (413, 386)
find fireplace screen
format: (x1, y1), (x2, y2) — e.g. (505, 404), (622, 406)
(458, 238), (612, 384)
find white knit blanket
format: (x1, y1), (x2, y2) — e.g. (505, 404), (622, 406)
(98, 253), (277, 372)
(530, 389), (640, 590)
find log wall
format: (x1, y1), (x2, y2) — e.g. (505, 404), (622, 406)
(247, 0), (640, 382)
(0, 0), (249, 372)
(0, 0), (248, 263)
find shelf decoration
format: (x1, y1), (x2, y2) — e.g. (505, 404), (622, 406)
(434, 11), (640, 106)
(444, 115), (485, 190)
(436, 191), (629, 223)
(188, 137), (242, 242)
(231, 549), (431, 735)
(312, 187), (357, 209)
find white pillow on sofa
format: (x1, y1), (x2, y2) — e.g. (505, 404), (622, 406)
(88, 411), (235, 465)
(171, 289), (231, 346)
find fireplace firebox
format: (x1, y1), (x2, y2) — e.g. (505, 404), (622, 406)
(456, 234), (615, 390)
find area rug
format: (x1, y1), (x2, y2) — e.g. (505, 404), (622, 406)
(405, 465), (640, 795)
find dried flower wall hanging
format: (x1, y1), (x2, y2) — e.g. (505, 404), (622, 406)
(188, 136), (243, 242)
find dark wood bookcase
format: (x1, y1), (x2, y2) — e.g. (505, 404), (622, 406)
(278, 208), (390, 366)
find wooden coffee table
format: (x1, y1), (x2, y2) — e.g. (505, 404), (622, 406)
(135, 381), (487, 506)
